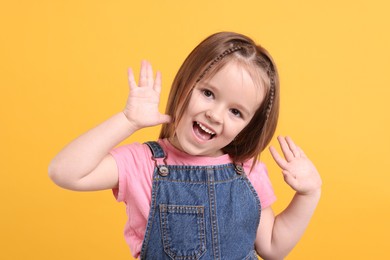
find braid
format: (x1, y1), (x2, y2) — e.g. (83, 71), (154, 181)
(196, 46), (243, 83)
(257, 55), (276, 120)
(266, 69), (275, 119)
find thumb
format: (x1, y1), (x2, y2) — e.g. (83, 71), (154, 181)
(158, 114), (172, 124)
(282, 170), (298, 188)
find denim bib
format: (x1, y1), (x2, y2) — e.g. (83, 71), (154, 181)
(140, 141), (261, 260)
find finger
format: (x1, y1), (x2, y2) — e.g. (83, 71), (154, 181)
(139, 60), (148, 87)
(296, 146), (308, 158)
(154, 71), (162, 93)
(269, 146), (288, 169)
(277, 136), (294, 162)
(146, 61), (154, 87)
(127, 68), (137, 90)
(285, 136), (300, 158)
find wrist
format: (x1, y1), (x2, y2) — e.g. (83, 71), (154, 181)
(120, 111), (141, 133)
(297, 188), (321, 198)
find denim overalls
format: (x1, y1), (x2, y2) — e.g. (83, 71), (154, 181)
(140, 141), (261, 260)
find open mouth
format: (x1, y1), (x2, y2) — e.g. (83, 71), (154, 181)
(193, 121), (216, 140)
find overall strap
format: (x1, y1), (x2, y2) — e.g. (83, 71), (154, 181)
(144, 141), (169, 176)
(145, 141), (166, 159)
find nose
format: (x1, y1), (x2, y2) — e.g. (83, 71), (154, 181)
(206, 108), (223, 124)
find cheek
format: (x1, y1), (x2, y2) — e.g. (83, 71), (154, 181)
(238, 117), (256, 135)
(226, 121), (249, 138)
(187, 95), (205, 113)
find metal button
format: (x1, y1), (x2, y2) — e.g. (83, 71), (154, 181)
(158, 166), (169, 176)
(235, 164), (244, 175)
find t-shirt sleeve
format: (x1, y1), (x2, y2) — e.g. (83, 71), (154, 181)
(109, 143), (155, 258)
(246, 162), (276, 209)
(109, 143), (154, 203)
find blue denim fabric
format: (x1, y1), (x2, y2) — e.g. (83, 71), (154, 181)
(141, 142), (261, 260)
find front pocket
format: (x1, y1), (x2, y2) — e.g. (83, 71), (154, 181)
(159, 204), (206, 260)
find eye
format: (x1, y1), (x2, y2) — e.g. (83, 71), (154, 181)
(230, 108), (242, 118)
(202, 89), (214, 98)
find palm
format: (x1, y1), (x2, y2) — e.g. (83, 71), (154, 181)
(123, 61), (171, 129)
(269, 136), (322, 195)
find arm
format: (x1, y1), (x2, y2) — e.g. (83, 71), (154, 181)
(48, 61), (171, 191)
(255, 136), (322, 260)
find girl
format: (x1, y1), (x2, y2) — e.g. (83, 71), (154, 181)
(49, 32), (322, 260)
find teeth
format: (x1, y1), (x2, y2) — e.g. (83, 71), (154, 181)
(196, 122), (216, 135)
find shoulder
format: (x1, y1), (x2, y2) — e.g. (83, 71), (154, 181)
(244, 159), (276, 208)
(110, 142), (151, 157)
(109, 141), (155, 178)
(244, 159), (271, 186)
(243, 159), (268, 177)
(243, 159), (271, 191)
(110, 142), (155, 202)
(110, 141), (158, 167)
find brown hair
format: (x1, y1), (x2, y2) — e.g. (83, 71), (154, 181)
(160, 32), (280, 165)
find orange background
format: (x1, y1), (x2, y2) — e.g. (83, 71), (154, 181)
(1, 1), (389, 259)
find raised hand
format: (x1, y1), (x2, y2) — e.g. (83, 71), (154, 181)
(123, 60), (171, 130)
(269, 136), (322, 195)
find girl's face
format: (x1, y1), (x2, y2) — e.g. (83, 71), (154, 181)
(171, 62), (265, 157)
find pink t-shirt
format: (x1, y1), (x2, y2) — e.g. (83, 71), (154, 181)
(110, 139), (276, 259)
